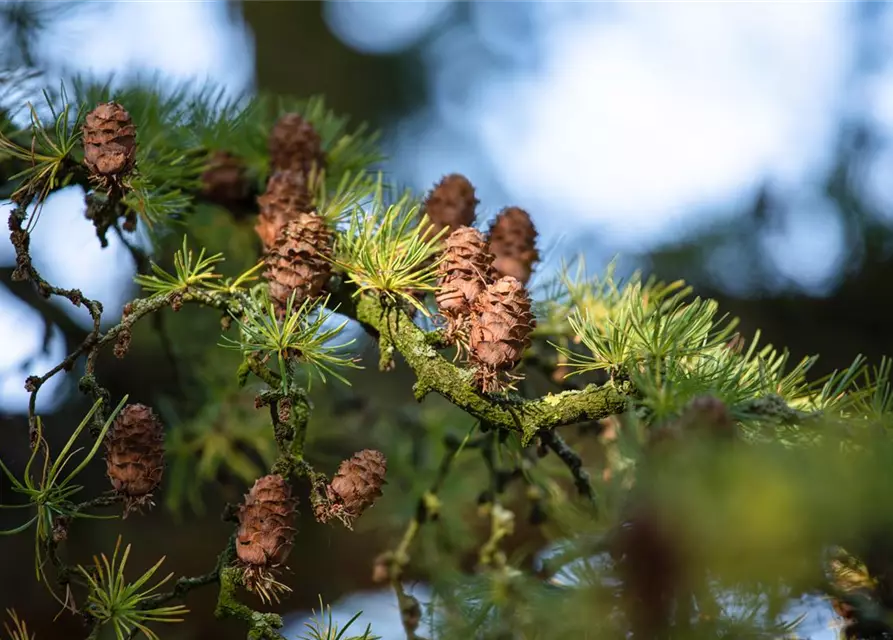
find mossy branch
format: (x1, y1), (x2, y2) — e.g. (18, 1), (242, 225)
(353, 294), (628, 445)
(216, 566), (285, 640)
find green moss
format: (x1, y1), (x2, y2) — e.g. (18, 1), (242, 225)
(355, 295), (628, 444)
(216, 566), (285, 640)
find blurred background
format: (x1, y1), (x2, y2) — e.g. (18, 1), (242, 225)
(2, 1), (893, 638)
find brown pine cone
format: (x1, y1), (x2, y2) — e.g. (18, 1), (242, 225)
(487, 206), (539, 284)
(438, 226), (494, 280)
(255, 169), (314, 249)
(325, 449), (387, 527)
(236, 474), (298, 602)
(105, 403), (164, 514)
(201, 151), (249, 208)
(82, 102), (137, 178)
(435, 226), (494, 339)
(423, 174), (478, 240)
(269, 112), (325, 176)
(263, 212), (333, 317)
(469, 276), (536, 392)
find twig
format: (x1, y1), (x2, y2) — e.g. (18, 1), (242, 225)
(538, 429), (595, 502)
(71, 494), (122, 514)
(216, 566), (285, 640)
(10, 206), (104, 428)
(140, 569), (220, 609)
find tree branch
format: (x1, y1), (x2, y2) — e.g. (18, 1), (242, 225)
(352, 294), (628, 444)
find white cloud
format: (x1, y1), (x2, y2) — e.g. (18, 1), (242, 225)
(471, 3), (853, 248)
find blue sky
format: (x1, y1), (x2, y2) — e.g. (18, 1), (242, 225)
(0, 3), (883, 635)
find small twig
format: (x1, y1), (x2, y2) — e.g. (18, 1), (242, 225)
(13, 205), (240, 436)
(216, 565), (285, 640)
(538, 429), (595, 503)
(140, 569), (220, 609)
(245, 354), (281, 389)
(71, 494), (122, 514)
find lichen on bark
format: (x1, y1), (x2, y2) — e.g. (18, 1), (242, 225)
(353, 294), (627, 444)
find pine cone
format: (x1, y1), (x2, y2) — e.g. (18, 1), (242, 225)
(201, 151), (249, 208)
(255, 169), (314, 249)
(423, 174), (478, 239)
(469, 276), (536, 392)
(325, 449), (387, 527)
(436, 226), (494, 338)
(105, 403), (164, 514)
(487, 206), (539, 284)
(82, 102), (137, 178)
(236, 474), (298, 602)
(269, 113), (325, 176)
(263, 212), (333, 317)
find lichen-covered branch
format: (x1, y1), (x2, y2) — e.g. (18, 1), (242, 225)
(216, 566), (285, 640)
(252, 366), (313, 477)
(353, 294), (628, 444)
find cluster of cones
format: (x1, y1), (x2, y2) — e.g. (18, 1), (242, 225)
(81, 101), (334, 318)
(234, 450), (386, 601)
(199, 110), (337, 318)
(253, 113), (334, 318)
(101, 404), (387, 603)
(424, 174), (539, 392)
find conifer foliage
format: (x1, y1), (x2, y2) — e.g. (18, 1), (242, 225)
(3, 55), (893, 640)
